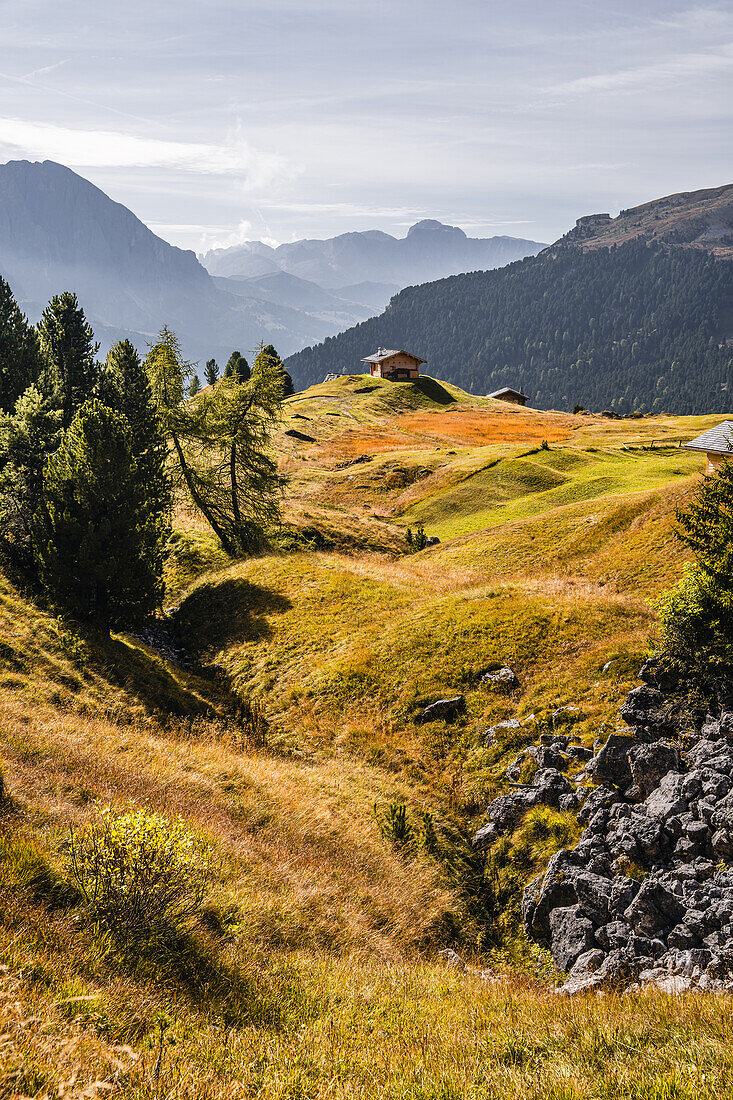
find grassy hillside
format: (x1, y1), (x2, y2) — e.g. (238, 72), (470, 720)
(2, 376), (733, 1097)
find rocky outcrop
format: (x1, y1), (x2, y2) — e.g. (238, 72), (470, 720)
(416, 695), (466, 725)
(473, 665), (733, 993)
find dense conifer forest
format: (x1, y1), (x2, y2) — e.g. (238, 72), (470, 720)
(286, 240), (733, 413)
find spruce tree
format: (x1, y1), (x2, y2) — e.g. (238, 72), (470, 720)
(0, 277), (42, 412)
(659, 456), (733, 677)
(38, 292), (99, 428)
(224, 350), (250, 383)
(255, 344), (294, 396)
(188, 373), (202, 399)
(0, 386), (62, 570)
(204, 358), (219, 386)
(97, 340), (171, 517)
(676, 457), (733, 597)
(33, 400), (169, 629)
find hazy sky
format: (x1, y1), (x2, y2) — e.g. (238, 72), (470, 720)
(1, 0), (731, 251)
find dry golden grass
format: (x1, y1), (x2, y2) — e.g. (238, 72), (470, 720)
(3, 382), (733, 1096)
(3, 933), (733, 1100)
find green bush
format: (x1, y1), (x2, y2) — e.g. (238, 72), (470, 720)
(658, 565), (733, 676)
(66, 807), (208, 947)
(657, 457), (733, 683)
(406, 523), (428, 553)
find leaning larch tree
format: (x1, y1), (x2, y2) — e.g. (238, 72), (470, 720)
(144, 327), (286, 556)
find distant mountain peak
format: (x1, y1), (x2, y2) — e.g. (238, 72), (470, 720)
(202, 220), (544, 293)
(406, 219), (467, 238)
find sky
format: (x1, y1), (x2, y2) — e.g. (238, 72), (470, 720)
(0, 0), (731, 252)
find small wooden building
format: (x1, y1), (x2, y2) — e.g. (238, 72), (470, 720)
(361, 348), (425, 381)
(488, 386), (527, 406)
(685, 421), (733, 474)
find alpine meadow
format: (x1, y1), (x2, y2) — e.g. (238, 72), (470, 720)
(2, 3), (733, 1097)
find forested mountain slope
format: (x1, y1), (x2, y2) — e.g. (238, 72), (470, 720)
(286, 239), (733, 414)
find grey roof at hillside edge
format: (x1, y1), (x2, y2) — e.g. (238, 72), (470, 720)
(684, 421), (733, 454)
(360, 348), (426, 364)
(488, 387), (525, 399)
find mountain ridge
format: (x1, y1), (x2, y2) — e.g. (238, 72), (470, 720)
(0, 159), (544, 362)
(200, 220), (546, 300)
(285, 184), (733, 414)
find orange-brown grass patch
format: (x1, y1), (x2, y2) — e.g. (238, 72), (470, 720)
(385, 405), (577, 447)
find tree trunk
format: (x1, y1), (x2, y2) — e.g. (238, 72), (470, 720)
(171, 431), (237, 555)
(229, 442), (241, 532)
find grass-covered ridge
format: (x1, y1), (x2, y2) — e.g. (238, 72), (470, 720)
(2, 376), (733, 1096)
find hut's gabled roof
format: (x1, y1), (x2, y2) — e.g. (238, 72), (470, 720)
(361, 348), (426, 365)
(684, 421), (733, 455)
(488, 386), (525, 399)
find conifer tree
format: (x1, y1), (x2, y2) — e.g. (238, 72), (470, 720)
(33, 400), (168, 629)
(224, 350), (250, 383)
(659, 456), (733, 676)
(255, 344), (294, 396)
(676, 456), (733, 597)
(0, 386), (62, 569)
(145, 328), (285, 556)
(97, 340), (171, 517)
(0, 277), (42, 412)
(188, 373), (202, 399)
(196, 345), (286, 554)
(37, 292), (99, 427)
(204, 358), (219, 386)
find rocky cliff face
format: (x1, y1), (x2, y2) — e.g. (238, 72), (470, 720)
(474, 661), (733, 994)
(559, 183), (733, 258)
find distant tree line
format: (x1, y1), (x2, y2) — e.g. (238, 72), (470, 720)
(0, 279), (289, 631)
(286, 240), (733, 415)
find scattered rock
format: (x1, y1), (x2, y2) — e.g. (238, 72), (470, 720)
(551, 706), (581, 728)
(638, 656), (678, 694)
(620, 684), (673, 735)
(627, 741), (679, 800)
(549, 905), (596, 970)
(585, 732), (637, 788)
(437, 948), (465, 969)
(483, 718), (521, 746)
(481, 666), (520, 690)
(416, 695), (466, 725)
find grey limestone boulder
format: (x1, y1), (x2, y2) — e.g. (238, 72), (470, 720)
(549, 905), (596, 970)
(586, 733), (637, 788)
(620, 684), (672, 734)
(627, 741), (679, 800)
(481, 666), (520, 690)
(624, 880), (685, 938)
(416, 695), (465, 724)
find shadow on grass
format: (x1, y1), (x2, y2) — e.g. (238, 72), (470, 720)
(175, 578), (292, 655)
(414, 377), (456, 406)
(85, 916), (317, 1032)
(102, 635), (222, 719)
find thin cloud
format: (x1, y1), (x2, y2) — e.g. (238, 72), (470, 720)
(549, 41), (733, 98)
(0, 117), (293, 189)
(22, 59), (69, 80)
